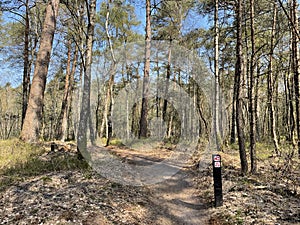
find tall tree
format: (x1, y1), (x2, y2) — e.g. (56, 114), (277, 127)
(21, 0), (31, 127)
(268, 2), (280, 155)
(152, 0), (193, 139)
(100, 0), (117, 144)
(77, 0), (96, 158)
(234, 0), (248, 175)
(291, 0), (300, 157)
(96, 0), (140, 141)
(249, 0), (257, 173)
(139, 0), (151, 138)
(20, 0), (60, 142)
(214, 0), (221, 150)
(56, 37), (78, 141)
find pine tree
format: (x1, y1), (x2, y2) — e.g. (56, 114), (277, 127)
(21, 0), (60, 142)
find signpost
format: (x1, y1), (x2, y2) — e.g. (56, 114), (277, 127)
(212, 154), (223, 207)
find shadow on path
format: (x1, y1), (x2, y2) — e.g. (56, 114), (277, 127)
(100, 146), (212, 224)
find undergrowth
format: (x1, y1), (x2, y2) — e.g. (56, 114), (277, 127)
(0, 139), (89, 191)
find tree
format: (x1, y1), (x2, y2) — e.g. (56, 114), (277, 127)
(96, 0), (140, 142)
(77, 0), (96, 158)
(100, 0), (117, 144)
(152, 0), (193, 41)
(268, 2), (280, 155)
(56, 37), (78, 141)
(234, 0), (248, 175)
(152, 0), (195, 139)
(22, 0), (30, 127)
(139, 0), (151, 138)
(249, 0), (257, 173)
(214, 0), (221, 150)
(291, 0), (300, 157)
(20, 0), (60, 142)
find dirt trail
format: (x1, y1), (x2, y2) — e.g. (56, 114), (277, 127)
(149, 170), (210, 225)
(104, 146), (211, 225)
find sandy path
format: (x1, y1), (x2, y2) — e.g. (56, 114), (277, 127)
(98, 146), (211, 225)
(148, 168), (210, 225)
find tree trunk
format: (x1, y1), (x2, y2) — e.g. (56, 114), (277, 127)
(77, 0), (96, 157)
(57, 39), (78, 141)
(249, 0), (257, 173)
(22, 0), (31, 128)
(230, 94), (236, 144)
(255, 60), (261, 142)
(56, 39), (71, 140)
(214, 0), (221, 150)
(235, 0), (248, 175)
(99, 0), (116, 142)
(139, 0), (151, 138)
(268, 3), (280, 155)
(288, 70), (296, 144)
(65, 46), (78, 140)
(162, 41), (172, 121)
(20, 0), (60, 142)
(291, 0), (300, 157)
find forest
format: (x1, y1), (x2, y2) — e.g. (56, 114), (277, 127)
(0, 0), (299, 224)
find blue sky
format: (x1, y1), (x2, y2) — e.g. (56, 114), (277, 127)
(0, 1), (210, 88)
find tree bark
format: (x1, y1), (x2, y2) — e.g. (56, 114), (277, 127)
(249, 0), (257, 173)
(255, 60), (261, 142)
(235, 0), (248, 175)
(268, 2), (280, 155)
(57, 39), (78, 141)
(214, 0), (221, 150)
(22, 0), (31, 128)
(77, 0), (96, 158)
(230, 94), (236, 144)
(291, 0), (300, 157)
(139, 0), (151, 138)
(20, 0), (60, 142)
(162, 41), (172, 122)
(99, 0), (116, 143)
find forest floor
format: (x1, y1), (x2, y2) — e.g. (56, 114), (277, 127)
(0, 139), (299, 225)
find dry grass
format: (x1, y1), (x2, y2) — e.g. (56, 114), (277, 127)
(0, 139), (89, 191)
(0, 139), (43, 171)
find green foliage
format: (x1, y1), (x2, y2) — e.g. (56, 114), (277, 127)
(96, 1), (141, 47)
(2, 21), (24, 47)
(152, 0), (195, 41)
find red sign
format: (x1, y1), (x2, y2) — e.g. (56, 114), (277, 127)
(213, 155), (221, 162)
